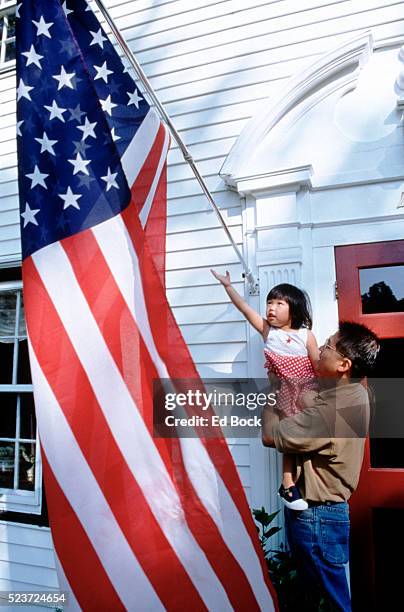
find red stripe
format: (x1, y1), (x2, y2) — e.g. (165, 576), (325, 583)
(23, 256), (208, 611)
(40, 452), (125, 611)
(121, 202), (278, 604)
(131, 123), (166, 214)
(63, 228), (261, 610)
(144, 160), (168, 287)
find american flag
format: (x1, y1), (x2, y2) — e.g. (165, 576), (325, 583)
(16, 0), (277, 609)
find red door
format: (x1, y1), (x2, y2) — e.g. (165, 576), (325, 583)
(335, 240), (404, 611)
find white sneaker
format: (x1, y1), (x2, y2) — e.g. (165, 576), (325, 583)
(278, 484), (309, 510)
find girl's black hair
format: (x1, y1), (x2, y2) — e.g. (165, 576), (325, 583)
(266, 283), (313, 329)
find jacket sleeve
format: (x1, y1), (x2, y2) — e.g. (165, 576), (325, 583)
(270, 390), (335, 454)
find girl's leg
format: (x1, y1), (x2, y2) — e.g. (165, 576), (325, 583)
(282, 453), (295, 488)
(279, 454), (308, 510)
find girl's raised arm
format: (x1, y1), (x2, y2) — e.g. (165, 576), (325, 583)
(211, 269), (268, 337)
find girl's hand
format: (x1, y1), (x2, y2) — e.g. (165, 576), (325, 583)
(211, 269), (231, 287)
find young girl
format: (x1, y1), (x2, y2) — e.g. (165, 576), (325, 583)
(211, 270), (319, 510)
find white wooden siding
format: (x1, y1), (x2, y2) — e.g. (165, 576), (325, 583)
(0, 521), (58, 610)
(1, 0), (403, 593)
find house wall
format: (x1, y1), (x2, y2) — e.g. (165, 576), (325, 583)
(0, 0), (403, 596)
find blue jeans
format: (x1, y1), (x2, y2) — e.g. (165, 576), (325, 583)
(285, 502), (351, 612)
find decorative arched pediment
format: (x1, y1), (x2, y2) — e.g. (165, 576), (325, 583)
(221, 31), (404, 194)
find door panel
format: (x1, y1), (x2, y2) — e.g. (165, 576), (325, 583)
(335, 240), (404, 611)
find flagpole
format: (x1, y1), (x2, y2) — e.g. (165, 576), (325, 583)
(92, 0), (259, 294)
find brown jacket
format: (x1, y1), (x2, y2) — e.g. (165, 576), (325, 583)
(265, 382), (370, 502)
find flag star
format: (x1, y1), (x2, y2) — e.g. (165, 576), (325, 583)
(53, 66), (75, 90)
(100, 94), (117, 116)
(77, 173), (95, 189)
(26, 165), (49, 189)
(68, 153), (91, 175)
(22, 45), (43, 69)
(60, 38), (76, 55)
(127, 89), (143, 108)
(62, 1), (73, 17)
(77, 117), (97, 141)
(101, 167), (119, 191)
(90, 28), (107, 49)
(21, 203), (40, 228)
(94, 61), (113, 83)
(16, 3), (22, 18)
(85, 1), (93, 11)
(35, 131), (58, 155)
(17, 79), (34, 102)
(68, 104), (85, 123)
(32, 16), (53, 38)
(73, 139), (91, 156)
(17, 121), (24, 137)
(59, 186), (82, 210)
(111, 127), (121, 142)
(44, 100), (67, 122)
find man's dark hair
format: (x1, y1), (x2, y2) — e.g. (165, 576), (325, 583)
(337, 321), (380, 378)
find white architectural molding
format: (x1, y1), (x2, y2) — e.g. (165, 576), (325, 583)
(395, 43), (404, 107)
(220, 31), (373, 183)
(229, 165), (313, 196)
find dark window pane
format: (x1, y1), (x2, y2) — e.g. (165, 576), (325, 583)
(17, 340), (31, 384)
(360, 265), (404, 314)
(19, 442), (35, 491)
(370, 338), (404, 468)
(0, 268), (21, 282)
(5, 40), (15, 61)
(20, 394), (36, 439)
(0, 393), (16, 437)
(0, 442), (14, 488)
(6, 14), (15, 38)
(0, 342), (13, 383)
(0, 290), (16, 339)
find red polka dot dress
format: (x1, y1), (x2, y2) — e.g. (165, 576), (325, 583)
(264, 327), (316, 417)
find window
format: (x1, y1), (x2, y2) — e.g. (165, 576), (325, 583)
(0, 1), (16, 69)
(0, 268), (42, 514)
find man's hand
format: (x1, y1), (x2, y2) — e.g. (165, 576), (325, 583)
(211, 269), (231, 287)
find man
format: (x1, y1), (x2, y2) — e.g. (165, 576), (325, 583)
(262, 321), (380, 612)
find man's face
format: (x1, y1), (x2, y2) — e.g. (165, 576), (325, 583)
(317, 332), (347, 378)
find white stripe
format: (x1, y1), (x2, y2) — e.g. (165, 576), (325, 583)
(180, 438), (276, 611)
(28, 339), (163, 612)
(121, 109), (160, 186)
(93, 217), (169, 381)
(32, 243), (233, 612)
(93, 214), (274, 609)
(54, 553), (82, 612)
(138, 127), (170, 228)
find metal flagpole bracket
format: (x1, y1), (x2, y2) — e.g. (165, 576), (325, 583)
(243, 271), (260, 296)
(93, 0), (259, 295)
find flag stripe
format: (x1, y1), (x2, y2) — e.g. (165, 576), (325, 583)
(30, 241), (234, 611)
(26, 325), (163, 611)
(41, 454), (125, 612)
(53, 553), (81, 612)
(24, 258), (208, 611)
(143, 161), (168, 284)
(63, 227), (263, 610)
(93, 211), (275, 608)
(138, 127), (170, 227)
(121, 108), (160, 187)
(119, 204), (277, 603)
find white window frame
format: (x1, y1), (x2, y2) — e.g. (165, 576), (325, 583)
(0, 0), (16, 72)
(0, 279), (43, 514)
